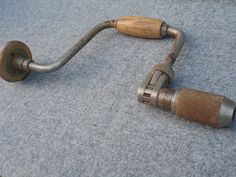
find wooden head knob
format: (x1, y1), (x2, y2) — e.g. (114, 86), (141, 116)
(0, 41), (33, 82)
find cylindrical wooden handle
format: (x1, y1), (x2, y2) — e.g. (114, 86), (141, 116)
(173, 88), (224, 127)
(158, 88), (235, 127)
(115, 16), (165, 39)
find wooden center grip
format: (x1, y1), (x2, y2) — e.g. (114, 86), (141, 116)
(115, 16), (164, 39)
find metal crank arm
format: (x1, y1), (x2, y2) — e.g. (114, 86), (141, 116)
(0, 16), (235, 128)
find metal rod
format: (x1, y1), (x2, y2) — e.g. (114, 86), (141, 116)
(161, 27), (185, 67)
(27, 20), (116, 72)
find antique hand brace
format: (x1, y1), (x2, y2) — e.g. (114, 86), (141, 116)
(0, 16), (235, 128)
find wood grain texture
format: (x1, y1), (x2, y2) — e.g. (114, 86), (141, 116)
(172, 88), (224, 127)
(116, 16), (164, 39)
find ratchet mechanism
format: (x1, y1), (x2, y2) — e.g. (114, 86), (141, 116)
(0, 16), (235, 127)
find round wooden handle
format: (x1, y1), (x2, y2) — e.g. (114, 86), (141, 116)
(115, 16), (165, 39)
(171, 88), (235, 127)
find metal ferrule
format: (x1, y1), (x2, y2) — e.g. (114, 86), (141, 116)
(218, 97), (236, 127)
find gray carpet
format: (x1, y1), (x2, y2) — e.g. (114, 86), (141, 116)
(0, 0), (236, 176)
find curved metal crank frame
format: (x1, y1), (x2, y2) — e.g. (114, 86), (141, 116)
(0, 16), (235, 128)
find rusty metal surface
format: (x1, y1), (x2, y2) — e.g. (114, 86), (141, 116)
(137, 26), (185, 106)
